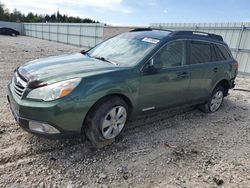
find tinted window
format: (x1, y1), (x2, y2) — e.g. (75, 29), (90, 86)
(153, 40), (185, 68)
(190, 41), (211, 64)
(216, 44), (232, 60)
(213, 44), (225, 61)
(211, 44), (217, 61)
(213, 44), (232, 61)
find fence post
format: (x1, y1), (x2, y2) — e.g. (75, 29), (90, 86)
(36, 24), (37, 38)
(57, 24), (59, 42)
(195, 25), (199, 31)
(235, 24), (245, 59)
(42, 23), (44, 39)
(21, 23), (24, 35)
(67, 24), (69, 45)
(79, 24), (82, 47)
(94, 24), (97, 46)
(49, 23), (51, 41)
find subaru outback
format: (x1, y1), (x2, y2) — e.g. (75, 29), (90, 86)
(7, 28), (238, 146)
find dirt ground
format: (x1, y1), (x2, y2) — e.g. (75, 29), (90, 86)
(0, 35), (250, 188)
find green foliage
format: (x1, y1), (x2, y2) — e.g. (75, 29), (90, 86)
(0, 2), (99, 23)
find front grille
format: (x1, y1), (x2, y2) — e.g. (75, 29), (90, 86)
(11, 72), (27, 98)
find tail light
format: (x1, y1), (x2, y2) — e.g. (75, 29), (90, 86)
(233, 60), (239, 69)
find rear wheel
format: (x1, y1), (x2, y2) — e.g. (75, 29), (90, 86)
(199, 86), (224, 113)
(84, 97), (128, 147)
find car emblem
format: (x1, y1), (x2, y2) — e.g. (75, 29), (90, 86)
(16, 75), (21, 84)
(15, 73), (24, 87)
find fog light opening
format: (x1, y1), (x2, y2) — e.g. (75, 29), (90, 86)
(29, 121), (60, 134)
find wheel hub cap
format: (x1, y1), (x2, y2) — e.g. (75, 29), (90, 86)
(210, 90), (223, 112)
(101, 106), (127, 139)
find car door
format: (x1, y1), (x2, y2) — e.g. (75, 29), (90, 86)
(186, 40), (220, 103)
(139, 40), (191, 112)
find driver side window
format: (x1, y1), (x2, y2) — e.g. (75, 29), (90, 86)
(153, 40), (186, 68)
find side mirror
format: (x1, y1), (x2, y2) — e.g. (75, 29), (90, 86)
(143, 58), (162, 74)
(80, 50), (87, 54)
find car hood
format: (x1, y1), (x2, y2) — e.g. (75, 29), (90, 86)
(18, 53), (123, 85)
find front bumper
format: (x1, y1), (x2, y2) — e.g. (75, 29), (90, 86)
(7, 95), (79, 139)
(7, 84), (92, 139)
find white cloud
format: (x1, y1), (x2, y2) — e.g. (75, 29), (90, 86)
(72, 0), (123, 8)
(1, 0), (131, 16)
(163, 9), (167, 14)
(69, 0), (132, 14)
(2, 0), (72, 15)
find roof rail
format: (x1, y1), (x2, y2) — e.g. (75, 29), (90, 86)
(149, 27), (173, 32)
(170, 30), (223, 41)
(130, 27), (172, 32)
(130, 28), (152, 32)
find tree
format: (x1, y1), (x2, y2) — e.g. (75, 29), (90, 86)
(0, 2), (99, 23)
(50, 13), (56, 22)
(26, 12), (34, 22)
(0, 2), (9, 20)
(56, 10), (63, 22)
(0, 2), (4, 19)
(44, 14), (50, 22)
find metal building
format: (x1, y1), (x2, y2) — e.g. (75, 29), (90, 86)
(23, 23), (104, 48)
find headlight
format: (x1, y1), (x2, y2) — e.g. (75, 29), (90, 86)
(27, 78), (81, 101)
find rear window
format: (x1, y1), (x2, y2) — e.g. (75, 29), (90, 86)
(190, 41), (211, 64)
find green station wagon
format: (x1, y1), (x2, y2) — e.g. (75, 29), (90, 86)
(7, 28), (238, 146)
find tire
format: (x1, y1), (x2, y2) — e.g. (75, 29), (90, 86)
(84, 96), (128, 147)
(199, 86), (225, 113)
(11, 33), (16, 37)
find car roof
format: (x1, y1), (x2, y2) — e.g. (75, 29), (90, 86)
(129, 28), (226, 45)
(129, 28), (171, 40)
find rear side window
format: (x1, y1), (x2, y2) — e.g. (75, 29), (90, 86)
(213, 44), (225, 61)
(190, 41), (211, 64)
(214, 44), (232, 61)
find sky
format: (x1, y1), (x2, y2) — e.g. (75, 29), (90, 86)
(2, 0), (250, 26)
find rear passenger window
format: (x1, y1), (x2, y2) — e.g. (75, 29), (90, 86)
(214, 44), (232, 60)
(213, 44), (225, 61)
(190, 41), (211, 64)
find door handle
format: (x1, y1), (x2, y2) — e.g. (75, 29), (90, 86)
(213, 67), (218, 73)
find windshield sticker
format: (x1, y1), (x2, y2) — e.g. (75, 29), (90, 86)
(142, 37), (160, 44)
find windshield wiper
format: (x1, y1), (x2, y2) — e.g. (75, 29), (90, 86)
(93, 56), (118, 65)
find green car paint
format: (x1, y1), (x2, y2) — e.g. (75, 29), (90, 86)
(7, 29), (237, 138)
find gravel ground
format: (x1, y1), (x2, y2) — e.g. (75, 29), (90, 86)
(0, 35), (250, 188)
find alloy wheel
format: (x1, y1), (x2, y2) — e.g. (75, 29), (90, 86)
(101, 106), (127, 139)
(210, 90), (223, 112)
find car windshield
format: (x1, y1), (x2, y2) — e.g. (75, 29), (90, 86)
(87, 32), (159, 66)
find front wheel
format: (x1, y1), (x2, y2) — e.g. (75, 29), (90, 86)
(84, 96), (128, 147)
(199, 86), (224, 113)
